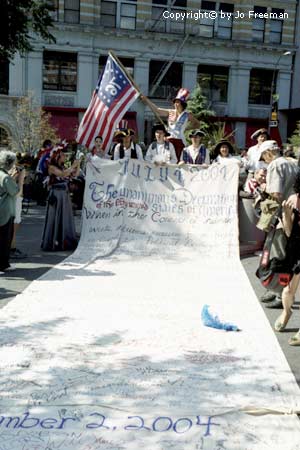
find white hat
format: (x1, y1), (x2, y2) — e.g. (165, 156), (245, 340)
(259, 140), (280, 160)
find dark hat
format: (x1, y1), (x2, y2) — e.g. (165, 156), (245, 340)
(214, 140), (234, 156)
(152, 123), (170, 136)
(189, 129), (205, 138)
(114, 128), (135, 138)
(250, 128), (270, 140)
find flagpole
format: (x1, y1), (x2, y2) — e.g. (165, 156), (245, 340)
(109, 50), (166, 127)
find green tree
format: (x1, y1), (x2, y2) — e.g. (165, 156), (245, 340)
(1, 0), (56, 61)
(9, 92), (59, 154)
(289, 121), (300, 148)
(186, 85), (236, 154)
(187, 85), (215, 128)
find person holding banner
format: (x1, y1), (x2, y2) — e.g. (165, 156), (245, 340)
(179, 129), (210, 166)
(141, 88), (200, 162)
(145, 124), (177, 165)
(113, 129), (144, 161)
(87, 136), (109, 161)
(212, 140), (241, 166)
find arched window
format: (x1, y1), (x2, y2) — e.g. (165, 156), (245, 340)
(0, 126), (10, 147)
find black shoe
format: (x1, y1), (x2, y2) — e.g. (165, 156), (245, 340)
(260, 291), (276, 303)
(10, 248), (27, 259)
(265, 298), (283, 309)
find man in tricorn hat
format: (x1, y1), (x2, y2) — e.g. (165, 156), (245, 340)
(179, 130), (209, 166)
(112, 128), (144, 161)
(145, 123), (177, 165)
(245, 128), (270, 172)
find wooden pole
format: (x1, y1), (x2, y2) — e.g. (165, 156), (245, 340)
(109, 50), (166, 127)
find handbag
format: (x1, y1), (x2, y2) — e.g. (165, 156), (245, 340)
(256, 205), (299, 293)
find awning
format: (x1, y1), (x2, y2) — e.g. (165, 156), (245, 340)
(48, 111), (79, 142)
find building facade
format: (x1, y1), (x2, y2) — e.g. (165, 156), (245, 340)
(0, 0), (298, 149)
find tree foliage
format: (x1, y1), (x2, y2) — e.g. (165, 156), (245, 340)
(9, 92), (59, 154)
(186, 85), (236, 153)
(1, 0), (56, 61)
(187, 85), (215, 126)
(289, 121), (300, 148)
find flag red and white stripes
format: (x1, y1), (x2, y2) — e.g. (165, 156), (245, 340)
(76, 55), (139, 150)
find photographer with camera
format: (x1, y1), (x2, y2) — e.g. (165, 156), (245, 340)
(9, 154), (28, 259)
(0, 151), (21, 273)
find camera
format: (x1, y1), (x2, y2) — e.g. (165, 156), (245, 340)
(293, 260), (300, 275)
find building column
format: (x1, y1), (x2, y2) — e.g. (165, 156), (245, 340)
(9, 53), (26, 97)
(227, 66), (250, 148)
(133, 58), (150, 142)
(277, 69), (291, 143)
(26, 50), (43, 105)
(77, 52), (94, 107)
(182, 62), (198, 93)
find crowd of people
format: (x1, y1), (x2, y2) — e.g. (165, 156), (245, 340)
(1, 86), (300, 345)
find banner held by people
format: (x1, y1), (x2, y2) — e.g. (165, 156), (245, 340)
(76, 53), (139, 150)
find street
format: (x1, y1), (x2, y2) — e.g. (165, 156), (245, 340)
(1, 204), (300, 387)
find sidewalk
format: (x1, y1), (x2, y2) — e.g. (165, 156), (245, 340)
(0, 206), (81, 308)
(0, 205), (300, 387)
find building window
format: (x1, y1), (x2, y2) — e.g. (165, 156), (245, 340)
(99, 56), (134, 78)
(149, 60), (183, 99)
(0, 59), (9, 95)
(43, 52), (77, 92)
(100, 0), (137, 30)
(217, 3), (234, 39)
(199, 1), (216, 37)
(199, 1), (233, 39)
(0, 127), (9, 147)
(151, 0), (187, 34)
(47, 0), (59, 21)
(252, 6), (266, 42)
(197, 65), (229, 102)
(64, 0), (80, 23)
(270, 8), (284, 44)
(249, 69), (273, 105)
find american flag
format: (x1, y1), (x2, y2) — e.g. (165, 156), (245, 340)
(76, 55), (139, 150)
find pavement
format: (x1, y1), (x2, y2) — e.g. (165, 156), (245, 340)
(1, 205), (300, 387)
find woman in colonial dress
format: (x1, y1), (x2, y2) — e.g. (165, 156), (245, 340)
(142, 88), (200, 162)
(41, 148), (80, 251)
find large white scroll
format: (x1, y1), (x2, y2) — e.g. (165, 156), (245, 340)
(0, 159), (300, 450)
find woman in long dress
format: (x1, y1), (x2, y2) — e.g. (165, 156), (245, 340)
(41, 148), (80, 251)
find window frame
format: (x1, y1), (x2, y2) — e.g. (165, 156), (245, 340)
(249, 68), (274, 105)
(43, 51), (78, 92)
(149, 59), (183, 99)
(269, 8), (284, 44)
(64, 0), (80, 23)
(252, 6), (267, 43)
(100, 0), (137, 30)
(197, 64), (229, 102)
(151, 0), (187, 34)
(199, 2), (234, 40)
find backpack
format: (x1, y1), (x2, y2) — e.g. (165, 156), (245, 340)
(256, 206), (300, 293)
